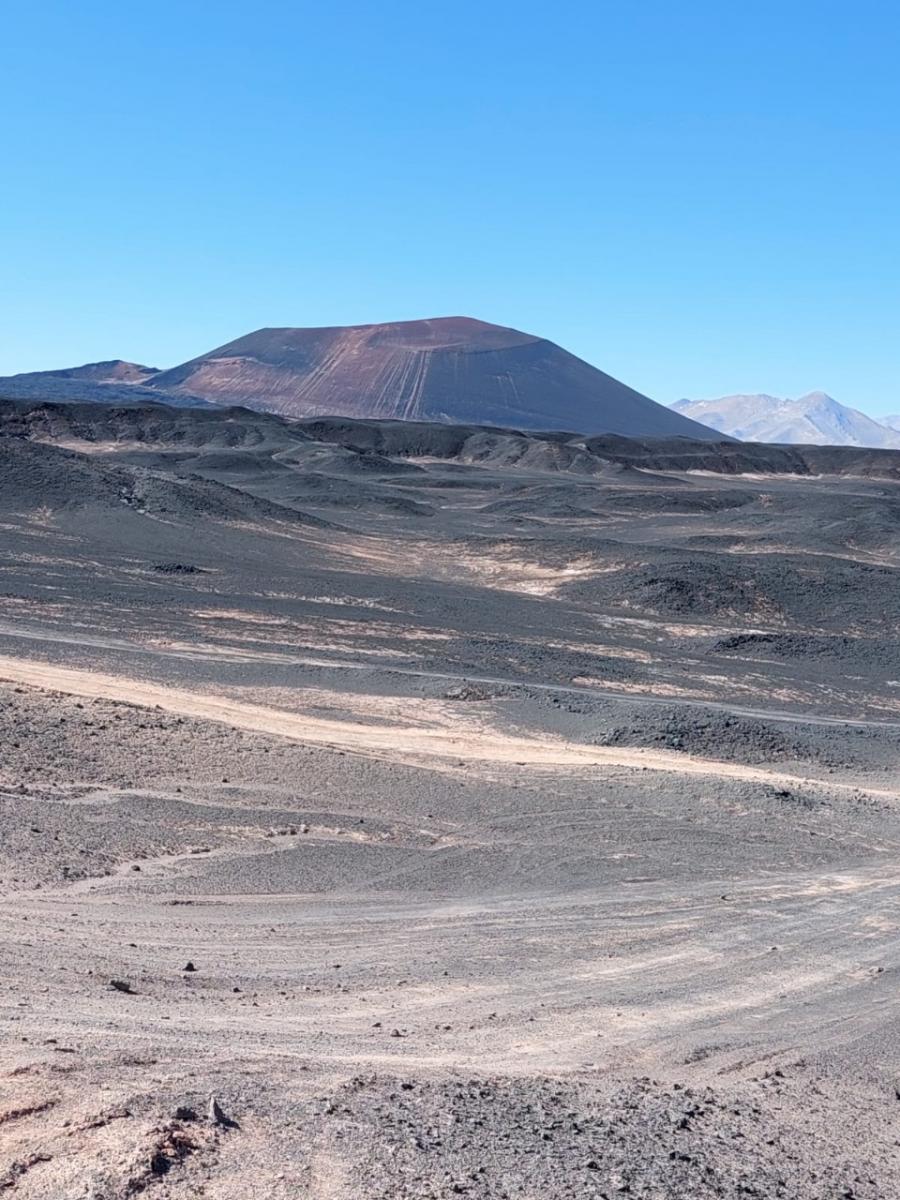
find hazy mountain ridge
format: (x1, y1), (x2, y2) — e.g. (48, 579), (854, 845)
(674, 391), (900, 448)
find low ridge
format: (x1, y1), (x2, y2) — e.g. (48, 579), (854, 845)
(39, 359), (159, 383)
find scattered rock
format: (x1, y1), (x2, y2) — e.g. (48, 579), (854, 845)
(208, 1096), (237, 1128)
(152, 562), (205, 574)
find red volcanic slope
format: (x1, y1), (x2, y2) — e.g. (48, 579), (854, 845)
(147, 316), (722, 439)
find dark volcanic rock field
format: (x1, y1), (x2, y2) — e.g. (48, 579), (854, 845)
(2, 400), (900, 1197)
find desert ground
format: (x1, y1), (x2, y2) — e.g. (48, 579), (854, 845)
(2, 401), (900, 1197)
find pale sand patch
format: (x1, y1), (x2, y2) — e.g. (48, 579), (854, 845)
(450, 552), (604, 597)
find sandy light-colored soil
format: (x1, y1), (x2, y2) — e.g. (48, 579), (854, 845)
(2, 404), (900, 1197)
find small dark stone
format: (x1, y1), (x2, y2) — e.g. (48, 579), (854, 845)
(208, 1096), (237, 1128)
(149, 1151), (170, 1176)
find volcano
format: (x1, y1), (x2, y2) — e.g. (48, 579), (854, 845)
(146, 316), (723, 438)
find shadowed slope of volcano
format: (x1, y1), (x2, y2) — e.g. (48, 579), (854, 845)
(147, 316), (724, 439)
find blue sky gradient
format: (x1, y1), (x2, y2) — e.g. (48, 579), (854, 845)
(2, 1), (898, 413)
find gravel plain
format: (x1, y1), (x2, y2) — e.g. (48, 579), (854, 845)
(2, 402), (900, 1197)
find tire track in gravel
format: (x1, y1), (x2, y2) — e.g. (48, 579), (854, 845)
(1, 653), (898, 802)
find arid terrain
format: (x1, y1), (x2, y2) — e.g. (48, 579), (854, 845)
(2, 400), (900, 1197)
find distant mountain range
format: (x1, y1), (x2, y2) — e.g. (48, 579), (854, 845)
(0, 318), (723, 440)
(673, 391), (900, 449)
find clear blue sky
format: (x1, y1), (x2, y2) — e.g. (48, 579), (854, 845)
(2, 1), (898, 413)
